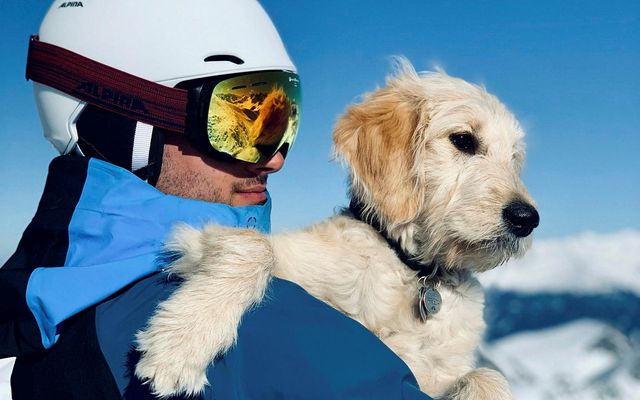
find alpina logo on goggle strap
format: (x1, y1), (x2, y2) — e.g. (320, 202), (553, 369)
(75, 81), (150, 114)
(25, 36), (301, 163)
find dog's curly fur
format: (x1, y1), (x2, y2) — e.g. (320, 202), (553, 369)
(135, 59), (537, 399)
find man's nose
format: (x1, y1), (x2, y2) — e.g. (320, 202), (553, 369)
(246, 151), (285, 175)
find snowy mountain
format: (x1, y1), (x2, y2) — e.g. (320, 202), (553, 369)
(482, 321), (640, 400)
(479, 230), (640, 400)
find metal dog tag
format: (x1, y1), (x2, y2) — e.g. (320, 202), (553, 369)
(419, 284), (442, 321)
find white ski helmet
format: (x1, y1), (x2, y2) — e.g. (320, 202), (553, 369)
(33, 0), (297, 163)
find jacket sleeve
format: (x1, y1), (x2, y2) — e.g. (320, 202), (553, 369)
(0, 211), (74, 358)
(0, 267), (43, 357)
(206, 278), (435, 400)
(0, 220), (71, 357)
(0, 156), (89, 358)
(95, 274), (434, 400)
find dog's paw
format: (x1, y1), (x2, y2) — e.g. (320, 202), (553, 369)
(441, 368), (512, 400)
(134, 224), (273, 397)
(135, 328), (210, 398)
(164, 224), (274, 279)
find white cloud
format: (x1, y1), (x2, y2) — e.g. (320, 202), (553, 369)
(479, 230), (640, 294)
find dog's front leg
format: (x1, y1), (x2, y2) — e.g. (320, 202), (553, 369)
(440, 368), (512, 400)
(135, 224), (274, 398)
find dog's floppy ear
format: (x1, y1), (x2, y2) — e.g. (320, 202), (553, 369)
(334, 84), (424, 224)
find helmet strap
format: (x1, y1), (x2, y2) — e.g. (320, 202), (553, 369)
(132, 122), (154, 171)
(74, 105), (164, 185)
(26, 36), (188, 133)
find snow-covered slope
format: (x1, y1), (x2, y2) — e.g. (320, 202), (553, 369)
(480, 230), (640, 399)
(0, 358), (14, 400)
(483, 320), (640, 400)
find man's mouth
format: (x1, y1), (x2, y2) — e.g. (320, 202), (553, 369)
(233, 176), (268, 204)
(234, 180), (268, 203)
(236, 185), (267, 194)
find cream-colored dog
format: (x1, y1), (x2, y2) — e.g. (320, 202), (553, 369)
(135, 60), (539, 399)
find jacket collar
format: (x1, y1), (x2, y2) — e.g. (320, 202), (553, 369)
(27, 157), (272, 349)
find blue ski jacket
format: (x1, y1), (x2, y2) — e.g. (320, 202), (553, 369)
(0, 156), (432, 400)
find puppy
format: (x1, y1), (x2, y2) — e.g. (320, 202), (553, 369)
(135, 59), (539, 399)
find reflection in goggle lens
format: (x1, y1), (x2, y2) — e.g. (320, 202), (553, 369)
(207, 71), (301, 163)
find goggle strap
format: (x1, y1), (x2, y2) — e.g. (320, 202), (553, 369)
(26, 36), (188, 133)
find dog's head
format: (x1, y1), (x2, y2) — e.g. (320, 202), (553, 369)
(334, 59), (538, 272)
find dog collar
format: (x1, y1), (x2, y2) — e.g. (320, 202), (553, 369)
(348, 199), (443, 319)
(347, 199), (440, 277)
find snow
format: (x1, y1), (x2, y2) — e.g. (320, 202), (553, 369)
(0, 358), (13, 400)
(480, 230), (640, 294)
(483, 320), (640, 400)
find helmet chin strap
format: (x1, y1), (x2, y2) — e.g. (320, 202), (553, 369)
(74, 104), (164, 185)
(132, 122), (154, 172)
(131, 122), (164, 186)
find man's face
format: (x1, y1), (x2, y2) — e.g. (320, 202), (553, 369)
(155, 135), (285, 206)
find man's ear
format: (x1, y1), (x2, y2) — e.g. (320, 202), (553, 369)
(333, 85), (424, 224)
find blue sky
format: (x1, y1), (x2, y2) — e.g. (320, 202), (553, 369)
(1, 1), (639, 262)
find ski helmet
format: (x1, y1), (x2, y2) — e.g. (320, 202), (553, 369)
(31, 0), (298, 179)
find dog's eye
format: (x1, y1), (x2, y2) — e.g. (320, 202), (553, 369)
(449, 132), (478, 155)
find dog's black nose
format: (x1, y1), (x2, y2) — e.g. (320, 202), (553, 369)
(502, 201), (539, 237)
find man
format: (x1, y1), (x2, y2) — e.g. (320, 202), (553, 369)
(1, 1), (431, 399)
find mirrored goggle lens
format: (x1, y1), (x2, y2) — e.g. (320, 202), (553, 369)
(206, 71), (301, 163)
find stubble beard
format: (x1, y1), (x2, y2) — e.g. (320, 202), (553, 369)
(155, 150), (268, 204)
(155, 167), (224, 204)
(154, 148), (226, 203)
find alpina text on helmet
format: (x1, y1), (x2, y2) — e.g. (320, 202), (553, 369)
(59, 2), (83, 8)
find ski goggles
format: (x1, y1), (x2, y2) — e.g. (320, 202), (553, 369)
(26, 36), (301, 163)
(182, 70), (301, 163)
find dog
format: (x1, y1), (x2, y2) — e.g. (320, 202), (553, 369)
(135, 59), (539, 399)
